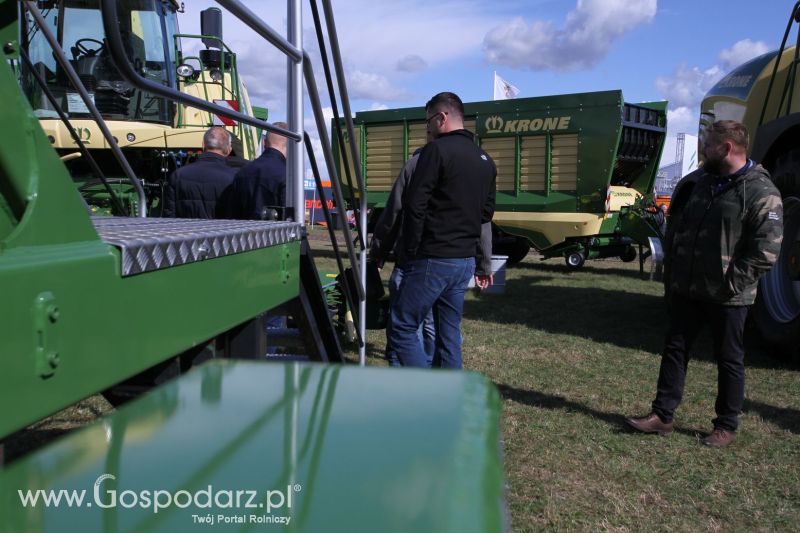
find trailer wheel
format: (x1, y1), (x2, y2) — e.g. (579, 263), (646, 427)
(506, 238), (531, 265)
(619, 246), (637, 263)
(752, 195), (800, 357)
(565, 251), (586, 269)
(492, 230), (531, 266)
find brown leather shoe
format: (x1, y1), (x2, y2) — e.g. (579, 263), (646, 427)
(625, 412), (673, 436)
(702, 428), (736, 448)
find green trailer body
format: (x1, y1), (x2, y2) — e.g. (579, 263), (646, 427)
(334, 90), (667, 266)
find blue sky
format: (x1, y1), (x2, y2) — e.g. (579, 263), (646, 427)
(180, 0), (794, 167)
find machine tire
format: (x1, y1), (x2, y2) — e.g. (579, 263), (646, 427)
(506, 238), (532, 265)
(565, 251), (586, 269)
(752, 195), (800, 357)
(619, 246), (637, 263)
(492, 232), (531, 266)
(771, 148), (800, 198)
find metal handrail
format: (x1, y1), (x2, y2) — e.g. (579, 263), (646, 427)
(207, 0), (367, 335)
(317, 0), (369, 363)
(305, 133), (363, 347)
(309, 0), (359, 235)
(99, 0), (367, 348)
(24, 1), (148, 217)
(302, 52), (365, 302)
(214, 0), (303, 63)
(208, 0), (365, 300)
(18, 47), (129, 216)
(758, 1), (800, 127)
(98, 0), (299, 143)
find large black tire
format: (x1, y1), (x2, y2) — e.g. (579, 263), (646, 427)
(771, 148), (800, 198)
(492, 234), (531, 266)
(619, 246), (637, 263)
(752, 195), (800, 357)
(506, 237), (531, 265)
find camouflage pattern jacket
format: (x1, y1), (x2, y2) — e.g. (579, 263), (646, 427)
(666, 162), (783, 306)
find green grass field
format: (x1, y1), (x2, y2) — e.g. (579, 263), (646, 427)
(352, 253), (800, 531)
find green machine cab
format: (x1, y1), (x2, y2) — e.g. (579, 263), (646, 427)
(335, 90), (667, 268)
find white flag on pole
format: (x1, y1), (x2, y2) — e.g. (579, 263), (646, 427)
(493, 72), (520, 100)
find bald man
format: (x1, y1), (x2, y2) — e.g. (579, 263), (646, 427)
(163, 126), (237, 219)
(229, 122), (289, 220)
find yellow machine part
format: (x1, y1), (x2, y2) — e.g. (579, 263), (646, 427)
(493, 185), (641, 247)
(42, 71), (258, 159)
(494, 211), (605, 245)
(700, 47), (800, 157)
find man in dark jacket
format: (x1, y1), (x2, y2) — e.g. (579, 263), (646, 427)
(162, 127), (236, 219)
(228, 122), (288, 220)
(388, 91), (496, 369)
(370, 138), (495, 367)
(626, 120), (783, 448)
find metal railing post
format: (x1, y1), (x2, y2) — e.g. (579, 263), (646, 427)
(287, 0), (304, 224)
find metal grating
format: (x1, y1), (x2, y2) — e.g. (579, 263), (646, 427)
(481, 137), (516, 191)
(520, 136), (546, 191)
(551, 134), (578, 191)
(408, 122), (427, 155)
(92, 217), (302, 277)
(339, 127), (361, 190)
(365, 124), (405, 192)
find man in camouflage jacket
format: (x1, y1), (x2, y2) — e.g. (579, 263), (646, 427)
(626, 120), (783, 448)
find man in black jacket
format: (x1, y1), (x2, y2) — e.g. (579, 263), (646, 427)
(162, 127), (236, 219)
(228, 122), (288, 220)
(388, 92), (496, 368)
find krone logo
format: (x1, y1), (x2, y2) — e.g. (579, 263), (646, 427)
(485, 116), (503, 134)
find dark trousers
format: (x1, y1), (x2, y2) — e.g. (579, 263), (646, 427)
(652, 293), (749, 431)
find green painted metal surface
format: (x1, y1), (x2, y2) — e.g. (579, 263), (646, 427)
(0, 360), (505, 533)
(0, 39), (301, 440)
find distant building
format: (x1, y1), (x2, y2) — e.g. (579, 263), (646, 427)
(656, 133), (698, 197)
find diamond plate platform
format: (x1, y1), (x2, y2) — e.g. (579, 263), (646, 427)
(92, 217), (302, 276)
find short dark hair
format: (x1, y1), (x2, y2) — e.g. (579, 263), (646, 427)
(425, 92), (464, 120)
(264, 121), (289, 148)
(708, 120), (749, 151)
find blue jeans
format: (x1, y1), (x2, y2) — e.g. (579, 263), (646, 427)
(386, 265), (436, 367)
(389, 257), (475, 368)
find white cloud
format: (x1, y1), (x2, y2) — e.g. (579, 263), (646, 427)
(718, 39), (770, 71)
(396, 55), (428, 73)
(666, 106), (698, 136)
(171, 0), (502, 180)
(330, 1), (501, 73)
(347, 70), (410, 101)
(368, 103), (389, 111)
(655, 38), (771, 121)
(655, 38), (768, 170)
(654, 64), (724, 110)
(483, 0), (656, 71)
